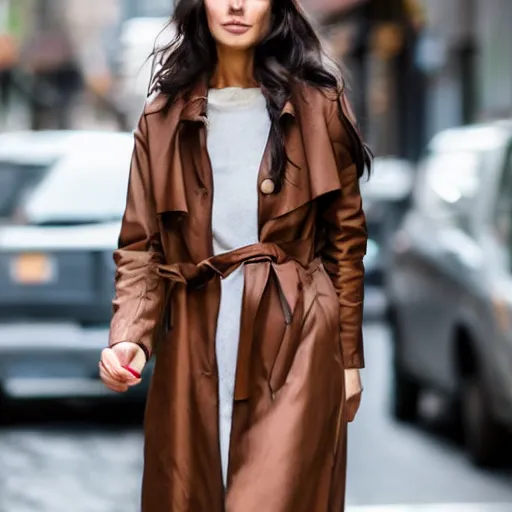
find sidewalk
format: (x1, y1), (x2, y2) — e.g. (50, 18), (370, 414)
(348, 505), (512, 511)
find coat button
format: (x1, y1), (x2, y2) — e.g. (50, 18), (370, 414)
(260, 178), (275, 195)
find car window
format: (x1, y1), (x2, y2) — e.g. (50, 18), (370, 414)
(21, 142), (133, 226)
(494, 143), (512, 250)
(0, 161), (51, 220)
(417, 148), (482, 234)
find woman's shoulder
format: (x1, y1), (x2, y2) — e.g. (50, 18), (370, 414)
(143, 91), (172, 116)
(142, 85), (204, 121)
(141, 90), (189, 135)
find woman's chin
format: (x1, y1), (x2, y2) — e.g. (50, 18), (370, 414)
(216, 34), (256, 52)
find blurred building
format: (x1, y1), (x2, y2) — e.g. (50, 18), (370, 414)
(304, 0), (512, 162)
(302, 0), (426, 161)
(0, 0), (172, 131)
(418, 0), (512, 138)
(6, 0), (511, 146)
(0, 0), (31, 123)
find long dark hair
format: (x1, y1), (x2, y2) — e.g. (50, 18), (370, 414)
(150, 0), (371, 188)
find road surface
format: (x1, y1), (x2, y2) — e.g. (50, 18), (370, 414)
(1, 322), (512, 512)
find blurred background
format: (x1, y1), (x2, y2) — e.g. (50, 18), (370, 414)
(1, 0), (512, 511)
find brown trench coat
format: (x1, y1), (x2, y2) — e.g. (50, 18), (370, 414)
(109, 79), (368, 512)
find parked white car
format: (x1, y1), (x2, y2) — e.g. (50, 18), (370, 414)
(360, 156), (415, 316)
(0, 130), (154, 403)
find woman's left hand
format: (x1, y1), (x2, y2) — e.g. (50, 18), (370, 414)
(344, 369), (363, 422)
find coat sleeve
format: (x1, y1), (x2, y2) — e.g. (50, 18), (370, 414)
(108, 113), (166, 359)
(320, 93), (368, 369)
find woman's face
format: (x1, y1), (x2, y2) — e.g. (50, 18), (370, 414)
(204, 0), (272, 51)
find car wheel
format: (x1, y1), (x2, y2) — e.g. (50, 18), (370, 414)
(0, 387), (11, 425)
(391, 360), (421, 422)
(388, 308), (421, 422)
(462, 372), (507, 467)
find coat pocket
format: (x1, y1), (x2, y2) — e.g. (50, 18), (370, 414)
(267, 270), (319, 397)
(268, 285), (305, 397)
(315, 265), (345, 370)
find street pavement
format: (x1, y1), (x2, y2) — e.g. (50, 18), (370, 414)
(346, 323), (512, 511)
(1, 322), (512, 512)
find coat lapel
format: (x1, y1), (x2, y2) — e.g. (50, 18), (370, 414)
(258, 86), (343, 235)
(147, 80), (213, 262)
(148, 79), (343, 253)
(148, 78), (209, 214)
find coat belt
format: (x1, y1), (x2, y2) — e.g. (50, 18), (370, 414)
(156, 243), (318, 401)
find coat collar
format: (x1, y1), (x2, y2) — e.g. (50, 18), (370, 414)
(179, 77), (296, 122)
(149, 77), (344, 253)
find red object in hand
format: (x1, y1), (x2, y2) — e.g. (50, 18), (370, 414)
(123, 365), (141, 379)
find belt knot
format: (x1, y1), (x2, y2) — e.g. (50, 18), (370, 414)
(156, 242), (311, 400)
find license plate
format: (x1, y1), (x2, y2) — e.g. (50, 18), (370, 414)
(10, 253), (56, 285)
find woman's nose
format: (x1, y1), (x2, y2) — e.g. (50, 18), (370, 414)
(229, 0), (243, 12)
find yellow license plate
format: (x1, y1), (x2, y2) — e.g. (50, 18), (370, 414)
(11, 253), (55, 285)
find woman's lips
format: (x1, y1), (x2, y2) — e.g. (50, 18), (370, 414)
(222, 23), (251, 35)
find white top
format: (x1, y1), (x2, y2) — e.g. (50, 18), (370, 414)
(206, 87), (271, 486)
(207, 87), (270, 255)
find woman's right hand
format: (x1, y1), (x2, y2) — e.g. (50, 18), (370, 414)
(99, 342), (147, 393)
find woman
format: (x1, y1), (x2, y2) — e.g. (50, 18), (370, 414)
(99, 0), (370, 510)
